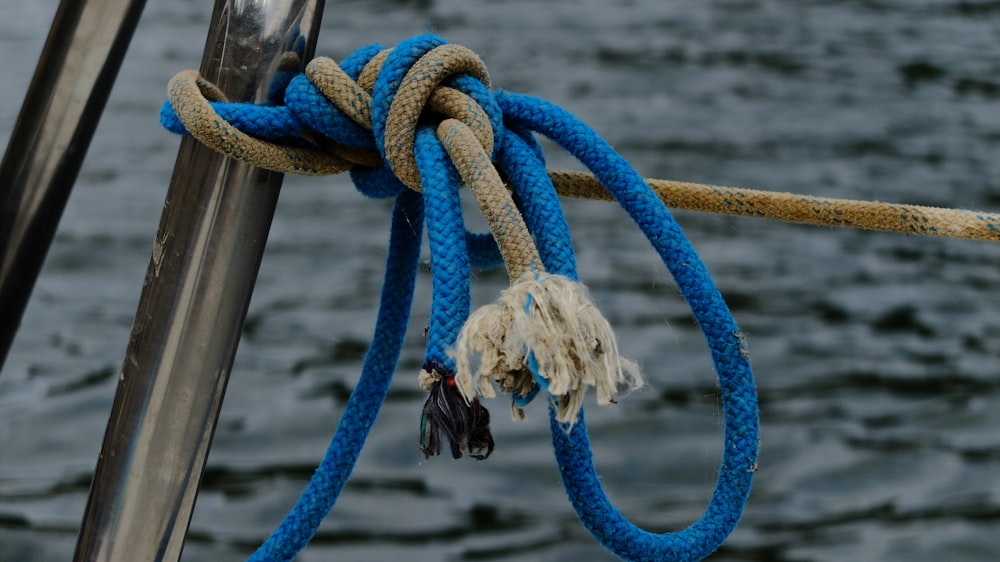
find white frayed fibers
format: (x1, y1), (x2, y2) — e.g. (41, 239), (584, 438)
(453, 274), (642, 424)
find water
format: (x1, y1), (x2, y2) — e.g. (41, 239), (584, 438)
(2, 0), (999, 560)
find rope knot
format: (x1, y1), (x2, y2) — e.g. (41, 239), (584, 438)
(368, 35), (500, 191)
(163, 35), (502, 196)
(162, 34), (761, 562)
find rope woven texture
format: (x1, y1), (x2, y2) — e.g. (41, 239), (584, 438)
(162, 67), (1000, 242)
(549, 170), (1000, 241)
(248, 189), (423, 561)
(158, 33), (995, 561)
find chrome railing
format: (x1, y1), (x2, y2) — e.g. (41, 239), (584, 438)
(0, 0), (146, 368)
(1, 0), (325, 560)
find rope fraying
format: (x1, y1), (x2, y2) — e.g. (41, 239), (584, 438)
(454, 273), (642, 424)
(418, 363), (494, 460)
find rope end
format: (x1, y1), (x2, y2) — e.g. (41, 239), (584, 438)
(419, 367), (494, 460)
(454, 274), (643, 424)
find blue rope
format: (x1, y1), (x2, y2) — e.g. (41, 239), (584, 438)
(494, 107), (759, 560)
(414, 124), (494, 460)
(248, 189), (423, 561)
(415, 125), (470, 371)
(161, 34), (759, 562)
(496, 90), (759, 561)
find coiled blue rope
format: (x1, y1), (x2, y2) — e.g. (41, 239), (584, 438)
(162, 34), (759, 562)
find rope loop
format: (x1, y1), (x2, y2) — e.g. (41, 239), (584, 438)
(497, 89), (758, 562)
(166, 70), (353, 175)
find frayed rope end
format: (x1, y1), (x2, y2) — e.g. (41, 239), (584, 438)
(453, 274), (643, 424)
(419, 367), (495, 460)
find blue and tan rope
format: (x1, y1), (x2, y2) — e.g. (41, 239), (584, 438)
(160, 33), (998, 562)
(163, 63), (1000, 242)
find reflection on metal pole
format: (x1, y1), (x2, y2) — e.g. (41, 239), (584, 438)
(73, 1), (325, 560)
(0, 0), (146, 371)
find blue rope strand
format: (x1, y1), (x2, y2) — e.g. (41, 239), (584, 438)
(248, 189), (423, 561)
(414, 125), (470, 371)
(466, 231), (503, 270)
(495, 90), (759, 562)
(159, 101), (302, 139)
(413, 125), (495, 461)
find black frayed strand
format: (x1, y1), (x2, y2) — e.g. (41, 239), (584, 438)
(420, 374), (494, 460)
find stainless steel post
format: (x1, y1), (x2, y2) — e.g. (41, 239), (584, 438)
(0, 0), (146, 370)
(73, 1), (324, 560)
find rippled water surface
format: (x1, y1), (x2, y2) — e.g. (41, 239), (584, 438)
(2, 1), (999, 560)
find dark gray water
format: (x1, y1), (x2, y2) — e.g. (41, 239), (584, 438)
(2, 0), (1000, 560)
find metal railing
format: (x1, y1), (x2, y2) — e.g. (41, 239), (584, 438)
(0, 0), (325, 560)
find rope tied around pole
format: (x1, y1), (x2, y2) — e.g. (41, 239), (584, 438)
(158, 32), (993, 561)
(161, 47), (1000, 241)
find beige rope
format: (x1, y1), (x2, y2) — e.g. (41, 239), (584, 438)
(437, 118), (543, 281)
(383, 44), (491, 191)
(432, 119), (639, 425)
(549, 170), (1000, 242)
(305, 57), (375, 130)
(167, 70), (353, 175)
(356, 49), (390, 92)
(165, 50), (1000, 244)
(300, 48), (494, 192)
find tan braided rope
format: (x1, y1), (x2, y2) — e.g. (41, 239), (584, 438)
(435, 122), (638, 426)
(382, 44), (492, 191)
(167, 70), (353, 175)
(165, 51), (1000, 243)
(306, 52), (492, 156)
(549, 170), (1000, 242)
(357, 49), (390, 92)
(437, 118), (545, 281)
(305, 57), (375, 130)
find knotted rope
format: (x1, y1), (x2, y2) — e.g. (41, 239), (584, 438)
(159, 33), (992, 561)
(162, 54), (1000, 242)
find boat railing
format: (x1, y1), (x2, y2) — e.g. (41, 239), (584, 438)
(0, 1), (326, 560)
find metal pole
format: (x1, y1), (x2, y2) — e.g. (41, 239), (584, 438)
(73, 1), (324, 560)
(0, 0), (146, 371)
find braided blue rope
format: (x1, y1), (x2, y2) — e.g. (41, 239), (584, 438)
(248, 189), (423, 561)
(413, 124), (494, 461)
(160, 35), (759, 562)
(496, 90), (759, 561)
(496, 114), (755, 560)
(466, 231), (504, 270)
(415, 124), (470, 372)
